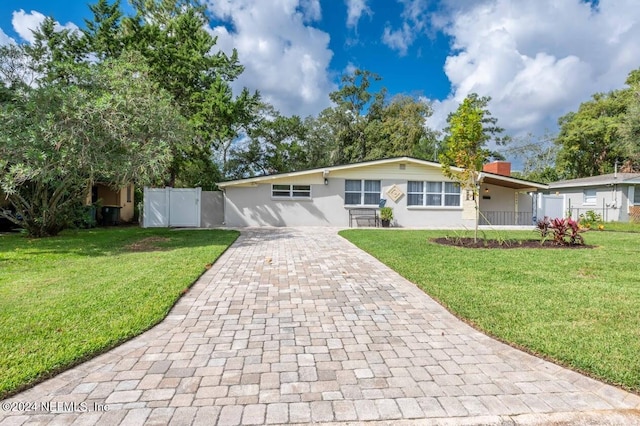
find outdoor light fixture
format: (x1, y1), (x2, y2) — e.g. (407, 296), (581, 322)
(484, 187), (489, 193)
(324, 178), (329, 185)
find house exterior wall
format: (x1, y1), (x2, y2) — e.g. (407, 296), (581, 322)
(223, 162), (485, 228)
(478, 183), (535, 225)
(548, 185), (626, 222)
(479, 183), (515, 212)
(93, 184), (135, 222)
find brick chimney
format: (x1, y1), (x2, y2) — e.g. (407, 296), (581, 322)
(482, 161), (511, 177)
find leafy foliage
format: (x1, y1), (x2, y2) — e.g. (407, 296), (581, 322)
(0, 52), (189, 237)
(535, 216), (552, 240)
(555, 67), (640, 178)
(304, 69), (437, 168)
(505, 133), (559, 183)
(379, 207), (393, 221)
(545, 217), (587, 246)
(226, 111), (309, 179)
(81, 0), (256, 186)
(620, 70), (640, 168)
(440, 93), (506, 241)
(579, 210), (603, 229)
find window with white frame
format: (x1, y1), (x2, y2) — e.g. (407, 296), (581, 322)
(272, 184), (311, 198)
(345, 180), (381, 205)
(407, 181), (461, 207)
(634, 186), (640, 205)
(583, 188), (597, 205)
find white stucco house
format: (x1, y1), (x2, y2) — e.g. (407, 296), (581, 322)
(217, 157), (548, 228)
(547, 173), (640, 222)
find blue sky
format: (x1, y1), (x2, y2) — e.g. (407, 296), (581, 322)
(1, 0), (639, 161)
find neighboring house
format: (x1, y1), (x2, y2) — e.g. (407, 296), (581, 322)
(88, 183), (136, 223)
(547, 173), (640, 222)
(217, 157), (548, 228)
(1, 184), (135, 228)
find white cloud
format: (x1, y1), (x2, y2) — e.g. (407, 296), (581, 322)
(346, 0), (371, 28)
(382, 0), (429, 54)
(300, 0), (322, 21)
(344, 62), (358, 75)
(0, 27), (15, 45)
(12, 9), (79, 44)
(382, 23), (413, 56)
(206, 0), (336, 117)
(427, 0), (640, 142)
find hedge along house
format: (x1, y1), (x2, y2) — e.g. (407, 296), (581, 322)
(217, 157), (548, 228)
(547, 173), (640, 222)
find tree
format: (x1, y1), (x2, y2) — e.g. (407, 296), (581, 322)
(0, 52), (190, 237)
(226, 112), (309, 178)
(82, 0), (125, 60)
(300, 69), (438, 168)
(620, 70), (640, 170)
(121, 0), (250, 185)
(554, 68), (640, 178)
(192, 81), (261, 178)
(439, 93), (506, 241)
(301, 113), (336, 168)
(328, 69), (386, 164)
(367, 94), (438, 160)
(504, 133), (559, 183)
(555, 91), (630, 178)
(23, 17), (86, 85)
(80, 0), (255, 186)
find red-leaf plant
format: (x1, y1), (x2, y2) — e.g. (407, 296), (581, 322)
(548, 217), (587, 245)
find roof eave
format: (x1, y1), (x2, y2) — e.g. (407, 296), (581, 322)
(217, 157), (463, 188)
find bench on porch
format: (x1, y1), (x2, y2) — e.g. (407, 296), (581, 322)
(348, 208), (379, 228)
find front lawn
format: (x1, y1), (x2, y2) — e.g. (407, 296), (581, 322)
(340, 229), (640, 393)
(601, 221), (640, 233)
(0, 227), (239, 398)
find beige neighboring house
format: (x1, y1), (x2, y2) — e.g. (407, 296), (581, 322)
(548, 173), (640, 222)
(88, 183), (136, 223)
(1, 184), (135, 229)
(217, 157), (548, 228)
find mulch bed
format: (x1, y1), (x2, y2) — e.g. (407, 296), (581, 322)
(431, 237), (595, 249)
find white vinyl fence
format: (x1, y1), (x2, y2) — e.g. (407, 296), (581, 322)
(537, 194), (565, 221)
(142, 187), (201, 228)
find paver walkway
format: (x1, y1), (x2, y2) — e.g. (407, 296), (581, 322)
(2, 228), (640, 425)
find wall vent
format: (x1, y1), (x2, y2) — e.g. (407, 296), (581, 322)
(399, 164), (406, 170)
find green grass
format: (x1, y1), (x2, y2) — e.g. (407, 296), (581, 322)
(0, 227), (239, 398)
(340, 229), (640, 392)
(601, 221), (640, 233)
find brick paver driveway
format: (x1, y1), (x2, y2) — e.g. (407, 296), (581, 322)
(2, 228), (640, 425)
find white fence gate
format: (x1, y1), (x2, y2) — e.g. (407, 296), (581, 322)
(537, 194), (565, 220)
(142, 187), (201, 228)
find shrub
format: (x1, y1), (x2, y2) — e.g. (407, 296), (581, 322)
(579, 210), (603, 229)
(546, 217), (587, 245)
(535, 216), (551, 239)
(534, 217), (587, 245)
